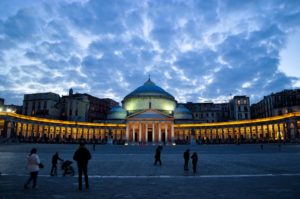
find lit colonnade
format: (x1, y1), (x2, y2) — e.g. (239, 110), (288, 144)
(175, 112), (300, 143)
(0, 112), (126, 143)
(0, 112), (299, 144)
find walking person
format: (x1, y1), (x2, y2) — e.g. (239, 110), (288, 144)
(153, 145), (162, 166)
(73, 142), (92, 191)
(24, 148), (40, 189)
(191, 152), (198, 174)
(183, 149), (190, 171)
(50, 152), (63, 176)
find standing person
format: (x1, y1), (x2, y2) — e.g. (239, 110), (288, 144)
(191, 152), (198, 173)
(24, 148), (40, 189)
(50, 152), (63, 176)
(153, 146), (162, 166)
(183, 149), (190, 171)
(73, 142), (92, 191)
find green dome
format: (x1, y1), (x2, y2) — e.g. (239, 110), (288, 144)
(122, 78), (176, 114)
(123, 78), (175, 101)
(174, 105), (193, 119)
(107, 106), (127, 119)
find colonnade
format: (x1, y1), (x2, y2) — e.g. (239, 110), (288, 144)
(0, 112), (299, 144)
(175, 119), (300, 144)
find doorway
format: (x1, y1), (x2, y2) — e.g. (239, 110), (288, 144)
(148, 130), (153, 142)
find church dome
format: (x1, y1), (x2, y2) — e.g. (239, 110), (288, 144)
(107, 106), (127, 120)
(174, 104), (193, 120)
(124, 78), (175, 100)
(122, 78), (176, 114)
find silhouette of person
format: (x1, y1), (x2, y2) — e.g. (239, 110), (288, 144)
(183, 149), (190, 171)
(50, 152), (63, 176)
(24, 148), (40, 189)
(73, 142), (92, 191)
(154, 146), (162, 165)
(191, 152), (198, 173)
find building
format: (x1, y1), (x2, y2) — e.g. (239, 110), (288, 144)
(184, 102), (230, 123)
(251, 89), (300, 119)
(61, 89), (119, 122)
(22, 92), (61, 119)
(0, 78), (299, 144)
(229, 96), (251, 120)
(0, 98), (22, 114)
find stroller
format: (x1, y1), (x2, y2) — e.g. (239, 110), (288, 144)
(61, 160), (75, 176)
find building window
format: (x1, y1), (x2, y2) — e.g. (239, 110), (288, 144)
(44, 101), (47, 109)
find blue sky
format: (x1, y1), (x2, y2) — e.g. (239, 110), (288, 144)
(1, 0), (300, 105)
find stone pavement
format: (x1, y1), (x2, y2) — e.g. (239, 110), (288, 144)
(1, 143), (300, 199)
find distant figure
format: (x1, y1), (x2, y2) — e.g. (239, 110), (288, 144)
(50, 152), (63, 176)
(183, 149), (190, 171)
(24, 148), (40, 189)
(260, 144), (264, 150)
(154, 146), (163, 166)
(73, 142), (92, 190)
(191, 152), (198, 173)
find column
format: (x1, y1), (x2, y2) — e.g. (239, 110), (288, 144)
(145, 122), (148, 142)
(152, 122), (155, 142)
(165, 123), (168, 142)
(139, 122), (142, 142)
(133, 123), (136, 142)
(171, 123), (174, 143)
(158, 122), (161, 142)
(126, 123), (129, 141)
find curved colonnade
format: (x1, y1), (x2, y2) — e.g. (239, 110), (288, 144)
(0, 112), (299, 144)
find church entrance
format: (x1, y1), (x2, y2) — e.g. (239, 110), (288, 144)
(148, 130), (153, 142)
(134, 132), (138, 142)
(162, 132), (166, 143)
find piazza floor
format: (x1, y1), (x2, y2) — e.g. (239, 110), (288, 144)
(0, 143), (300, 199)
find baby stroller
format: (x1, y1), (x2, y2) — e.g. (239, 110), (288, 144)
(61, 160), (75, 176)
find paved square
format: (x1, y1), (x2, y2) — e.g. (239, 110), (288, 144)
(1, 143), (300, 198)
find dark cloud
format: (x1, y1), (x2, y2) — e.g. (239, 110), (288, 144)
(0, 0), (300, 105)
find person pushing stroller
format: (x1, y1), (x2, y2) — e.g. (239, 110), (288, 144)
(50, 152), (63, 176)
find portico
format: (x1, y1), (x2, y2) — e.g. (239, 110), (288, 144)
(125, 110), (174, 143)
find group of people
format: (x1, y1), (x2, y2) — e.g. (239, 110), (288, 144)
(153, 146), (198, 173)
(24, 144), (199, 191)
(184, 149), (198, 173)
(24, 142), (91, 191)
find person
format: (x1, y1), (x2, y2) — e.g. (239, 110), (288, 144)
(73, 142), (92, 191)
(50, 152), (63, 176)
(183, 149), (190, 171)
(191, 152), (198, 173)
(24, 148), (40, 189)
(154, 145), (162, 166)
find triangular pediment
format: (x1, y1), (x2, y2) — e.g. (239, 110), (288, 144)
(127, 109), (172, 120)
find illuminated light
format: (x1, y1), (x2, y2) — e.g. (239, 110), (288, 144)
(0, 112), (299, 129)
(6, 109), (12, 112)
(0, 108), (2, 112)
(172, 143), (176, 146)
(124, 142), (128, 146)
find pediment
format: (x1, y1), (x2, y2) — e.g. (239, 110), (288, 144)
(127, 110), (172, 119)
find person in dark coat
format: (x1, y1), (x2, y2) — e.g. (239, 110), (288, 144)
(73, 142), (92, 190)
(191, 152), (198, 173)
(154, 146), (162, 165)
(183, 149), (190, 171)
(50, 152), (63, 176)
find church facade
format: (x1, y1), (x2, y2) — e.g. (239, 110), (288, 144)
(0, 79), (300, 144)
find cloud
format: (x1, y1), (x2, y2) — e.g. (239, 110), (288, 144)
(0, 0), (300, 106)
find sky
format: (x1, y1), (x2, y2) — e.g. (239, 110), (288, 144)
(1, 0), (300, 106)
